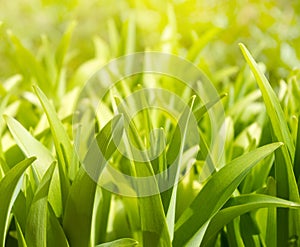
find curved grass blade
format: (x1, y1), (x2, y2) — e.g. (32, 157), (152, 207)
(173, 143), (282, 246)
(63, 115), (124, 247)
(95, 238), (138, 247)
(239, 43), (300, 245)
(4, 115), (54, 179)
(25, 162), (56, 247)
(201, 194), (300, 246)
(0, 157), (36, 247)
(33, 85), (72, 206)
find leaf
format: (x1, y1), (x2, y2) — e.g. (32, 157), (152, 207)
(0, 157), (36, 247)
(47, 204), (69, 247)
(33, 85), (72, 205)
(164, 96), (198, 240)
(7, 31), (51, 92)
(115, 96), (171, 246)
(239, 43), (300, 245)
(55, 21), (76, 71)
(201, 194), (300, 246)
(294, 115), (300, 188)
(173, 143), (282, 246)
(193, 93), (227, 123)
(15, 220), (27, 247)
(25, 162), (56, 247)
(63, 115), (124, 247)
(95, 238), (138, 247)
(4, 115), (54, 179)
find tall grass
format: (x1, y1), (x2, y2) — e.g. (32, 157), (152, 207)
(1, 1), (300, 246)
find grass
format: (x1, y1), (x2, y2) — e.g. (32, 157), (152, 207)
(1, 0), (300, 246)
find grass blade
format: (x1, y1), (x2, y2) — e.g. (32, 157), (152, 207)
(239, 43), (300, 245)
(33, 85), (72, 206)
(5, 115), (54, 179)
(95, 238), (138, 247)
(0, 157), (36, 247)
(25, 163), (56, 247)
(201, 194), (300, 246)
(173, 143), (282, 246)
(63, 115), (124, 247)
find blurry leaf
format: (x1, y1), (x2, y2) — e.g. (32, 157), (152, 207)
(7, 31), (50, 93)
(173, 143), (282, 246)
(95, 238), (138, 247)
(187, 28), (220, 62)
(0, 157), (36, 247)
(63, 115), (124, 247)
(25, 163), (56, 247)
(55, 21), (76, 71)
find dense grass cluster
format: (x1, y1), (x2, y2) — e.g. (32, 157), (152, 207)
(1, 0), (300, 246)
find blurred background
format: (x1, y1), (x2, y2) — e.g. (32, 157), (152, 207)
(1, 0), (300, 86)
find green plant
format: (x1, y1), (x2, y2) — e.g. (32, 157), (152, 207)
(1, 1), (300, 246)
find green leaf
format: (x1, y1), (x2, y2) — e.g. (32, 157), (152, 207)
(173, 143), (282, 246)
(4, 115), (54, 179)
(47, 204), (69, 247)
(25, 162), (56, 247)
(115, 96), (171, 246)
(239, 43), (300, 245)
(55, 21), (76, 71)
(294, 115), (300, 189)
(165, 96), (198, 240)
(15, 220), (27, 247)
(201, 194), (300, 246)
(33, 85), (72, 206)
(95, 238), (138, 247)
(7, 31), (51, 92)
(0, 157), (36, 247)
(63, 115), (124, 247)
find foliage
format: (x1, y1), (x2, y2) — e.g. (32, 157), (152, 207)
(0, 0), (300, 246)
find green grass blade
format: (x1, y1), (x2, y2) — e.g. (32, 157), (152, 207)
(95, 238), (138, 247)
(47, 204), (69, 247)
(239, 43), (300, 245)
(0, 157), (36, 247)
(55, 21), (76, 72)
(33, 85), (72, 171)
(294, 116), (300, 189)
(201, 194), (300, 246)
(173, 143), (282, 246)
(4, 115), (54, 179)
(63, 115), (124, 247)
(33, 85), (72, 206)
(15, 220), (27, 247)
(239, 43), (294, 157)
(7, 32), (51, 93)
(115, 96), (171, 246)
(193, 93), (227, 123)
(165, 96), (198, 240)
(25, 162), (56, 247)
